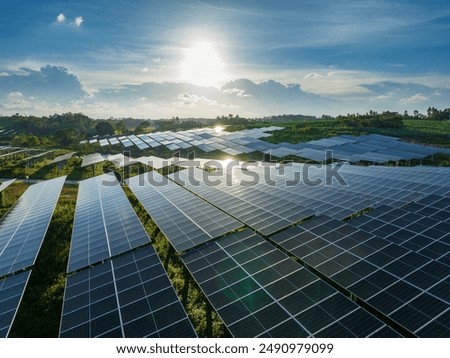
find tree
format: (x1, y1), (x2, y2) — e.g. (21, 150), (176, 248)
(115, 121), (128, 135)
(95, 121), (115, 136)
(134, 121), (152, 135)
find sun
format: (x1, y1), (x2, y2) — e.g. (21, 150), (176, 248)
(181, 42), (225, 87)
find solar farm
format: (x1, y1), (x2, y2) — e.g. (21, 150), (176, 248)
(0, 125), (449, 338)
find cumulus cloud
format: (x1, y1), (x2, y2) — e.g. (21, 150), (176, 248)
(176, 93), (218, 106)
(56, 13), (66, 23)
(73, 16), (84, 27)
(222, 88), (251, 97)
(55, 13), (83, 27)
(0, 66), (89, 103)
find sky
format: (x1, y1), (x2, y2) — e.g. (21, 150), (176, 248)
(0, 0), (449, 119)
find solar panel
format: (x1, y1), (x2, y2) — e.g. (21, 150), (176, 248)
(169, 167), (316, 236)
(67, 173), (150, 273)
(182, 229), (396, 337)
(107, 154), (139, 168)
(0, 178), (16, 193)
(108, 137), (120, 146)
(50, 152), (76, 165)
(127, 171), (243, 252)
(60, 246), (196, 337)
(134, 156), (172, 169)
(348, 204), (449, 261)
(0, 176), (66, 277)
(81, 153), (106, 167)
(271, 215), (450, 337)
(0, 270), (31, 338)
(127, 135), (149, 150)
(119, 138), (134, 148)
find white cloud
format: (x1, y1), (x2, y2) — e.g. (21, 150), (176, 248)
(73, 16), (84, 27)
(175, 93), (218, 107)
(304, 72), (322, 79)
(56, 13), (66, 23)
(399, 93), (428, 104)
(153, 58), (161, 63)
(222, 88), (251, 97)
(7, 91), (24, 102)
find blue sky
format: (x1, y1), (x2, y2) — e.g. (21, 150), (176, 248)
(0, 0), (449, 118)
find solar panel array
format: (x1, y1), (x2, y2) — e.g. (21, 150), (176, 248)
(127, 171), (243, 252)
(0, 176), (66, 277)
(60, 247), (196, 337)
(271, 214), (450, 337)
(86, 127), (450, 163)
(182, 229), (399, 337)
(87, 126), (283, 156)
(164, 162), (448, 336)
(61, 173), (196, 337)
(265, 134), (450, 163)
(67, 173), (151, 273)
(0, 270), (31, 338)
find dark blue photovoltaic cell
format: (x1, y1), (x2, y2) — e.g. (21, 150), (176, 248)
(169, 168), (316, 236)
(67, 173), (150, 273)
(0, 176), (66, 277)
(127, 171), (243, 252)
(272, 215), (450, 337)
(0, 270), (31, 337)
(60, 246), (196, 338)
(182, 229), (396, 337)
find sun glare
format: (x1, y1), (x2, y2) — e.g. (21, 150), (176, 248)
(214, 125), (224, 133)
(181, 42), (225, 87)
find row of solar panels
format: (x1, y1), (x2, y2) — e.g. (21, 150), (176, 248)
(0, 177), (66, 337)
(86, 126), (450, 164)
(265, 133), (450, 163)
(86, 127), (284, 156)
